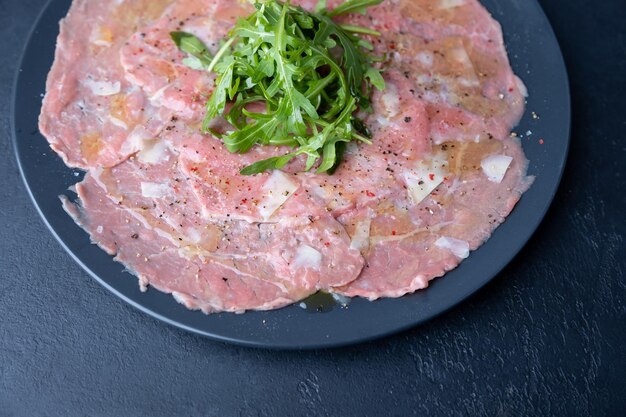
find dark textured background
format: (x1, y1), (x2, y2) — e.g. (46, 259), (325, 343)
(1, 0), (625, 416)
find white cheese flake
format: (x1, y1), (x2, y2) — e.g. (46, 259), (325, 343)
(120, 127), (150, 155)
(140, 182), (170, 199)
(435, 236), (470, 259)
(380, 83), (400, 118)
(293, 245), (322, 270)
(84, 79), (121, 96)
(438, 0), (466, 9)
(481, 154), (513, 183)
(138, 139), (169, 164)
(89, 27), (112, 47)
(404, 157), (448, 205)
(258, 170), (298, 219)
(350, 219), (371, 251)
(91, 38), (112, 47)
(448, 44), (479, 86)
(108, 116), (128, 130)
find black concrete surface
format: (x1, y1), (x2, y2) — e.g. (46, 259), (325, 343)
(1, 0), (624, 415)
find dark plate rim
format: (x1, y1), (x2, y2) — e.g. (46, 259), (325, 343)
(11, 0), (571, 349)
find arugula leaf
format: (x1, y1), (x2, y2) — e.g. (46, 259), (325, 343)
(223, 113), (281, 153)
(365, 66), (386, 91)
(327, 0), (383, 17)
(240, 154), (295, 175)
(170, 32), (213, 68)
(326, 141), (346, 174)
(204, 56), (235, 125)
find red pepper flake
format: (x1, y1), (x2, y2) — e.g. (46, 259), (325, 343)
(428, 173), (435, 181)
(189, 167), (199, 172)
(225, 180), (230, 185)
(508, 87), (514, 92)
(240, 198), (247, 204)
(539, 138), (544, 145)
(391, 230), (397, 236)
(324, 242), (331, 247)
(365, 190), (375, 197)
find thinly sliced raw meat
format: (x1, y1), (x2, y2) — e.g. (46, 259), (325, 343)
(63, 177), (297, 313)
(63, 129), (364, 309)
(40, 0), (533, 313)
(119, 0), (252, 121)
(335, 137), (532, 299)
(39, 0), (175, 168)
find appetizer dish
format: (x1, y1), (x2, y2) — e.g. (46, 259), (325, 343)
(39, 0), (532, 313)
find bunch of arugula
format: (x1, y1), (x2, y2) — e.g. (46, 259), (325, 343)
(171, 0), (385, 175)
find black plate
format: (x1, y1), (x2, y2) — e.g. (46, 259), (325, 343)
(12, 0), (570, 349)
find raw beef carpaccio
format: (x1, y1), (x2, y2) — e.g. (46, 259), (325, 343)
(39, 0), (533, 313)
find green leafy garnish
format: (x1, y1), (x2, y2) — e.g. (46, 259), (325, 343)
(170, 31), (214, 69)
(172, 0), (384, 175)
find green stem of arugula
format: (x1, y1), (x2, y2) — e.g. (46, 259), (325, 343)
(304, 72), (337, 101)
(256, 81), (278, 107)
(314, 119), (371, 144)
(276, 2), (288, 50)
(207, 37), (236, 73)
(327, 0), (383, 17)
(339, 24), (381, 36)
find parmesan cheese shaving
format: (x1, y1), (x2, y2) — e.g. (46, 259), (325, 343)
(438, 0), (466, 9)
(350, 219), (371, 251)
(140, 182), (170, 199)
(404, 157), (448, 205)
(435, 236), (470, 259)
(481, 154), (513, 183)
(84, 79), (121, 96)
(380, 83), (400, 118)
(138, 140), (169, 164)
(108, 116), (128, 130)
(293, 245), (322, 270)
(258, 171), (298, 219)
